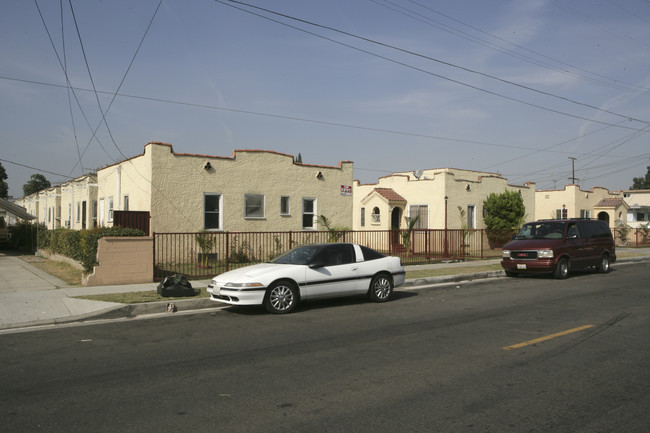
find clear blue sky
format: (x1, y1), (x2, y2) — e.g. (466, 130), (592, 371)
(2, 0), (650, 198)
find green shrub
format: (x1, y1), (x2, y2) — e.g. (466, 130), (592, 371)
(7, 221), (44, 252)
(40, 226), (144, 273)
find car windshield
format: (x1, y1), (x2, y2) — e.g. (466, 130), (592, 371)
(270, 245), (326, 265)
(515, 222), (565, 240)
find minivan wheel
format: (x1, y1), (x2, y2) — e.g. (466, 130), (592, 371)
(554, 257), (569, 279)
(597, 254), (611, 274)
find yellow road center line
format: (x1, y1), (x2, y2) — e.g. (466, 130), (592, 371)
(503, 324), (594, 350)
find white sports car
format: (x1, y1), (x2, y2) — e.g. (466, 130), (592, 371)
(207, 243), (406, 314)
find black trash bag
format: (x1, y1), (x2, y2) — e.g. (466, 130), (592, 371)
(157, 274), (195, 297)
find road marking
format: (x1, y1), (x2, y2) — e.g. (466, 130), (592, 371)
(503, 324), (594, 350)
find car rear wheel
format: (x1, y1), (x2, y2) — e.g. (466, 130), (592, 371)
(554, 257), (569, 279)
(368, 274), (393, 302)
(264, 280), (298, 314)
(597, 254), (611, 273)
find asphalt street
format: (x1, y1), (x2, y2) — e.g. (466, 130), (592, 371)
(1, 261), (649, 432)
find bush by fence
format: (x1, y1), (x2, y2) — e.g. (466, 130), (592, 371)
(44, 226), (145, 272)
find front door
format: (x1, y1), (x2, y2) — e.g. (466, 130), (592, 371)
(391, 207), (401, 245)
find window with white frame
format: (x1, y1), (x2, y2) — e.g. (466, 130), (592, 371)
(123, 195), (129, 211)
(580, 209), (591, 219)
(555, 208), (568, 220)
(280, 196), (290, 216)
(108, 196), (114, 222)
(99, 199), (105, 226)
(371, 207), (380, 224)
(467, 205), (476, 229)
(204, 193), (222, 230)
(302, 198), (316, 229)
(360, 207), (365, 227)
(245, 194), (265, 219)
(76, 202), (81, 223)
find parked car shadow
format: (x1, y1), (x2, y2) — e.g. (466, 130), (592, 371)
(220, 290), (418, 315)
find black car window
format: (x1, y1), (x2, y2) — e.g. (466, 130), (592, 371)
(567, 223), (580, 239)
(360, 245), (385, 261)
(271, 245), (325, 265)
(317, 244), (355, 266)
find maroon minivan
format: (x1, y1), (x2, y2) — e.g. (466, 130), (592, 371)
(501, 219), (616, 279)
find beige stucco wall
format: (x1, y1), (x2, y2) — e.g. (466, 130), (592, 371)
(37, 186), (61, 230)
(59, 174), (98, 230)
(96, 147), (153, 227)
(13, 195), (39, 221)
(354, 168), (535, 230)
(84, 237), (154, 286)
(96, 142), (354, 233)
(535, 185), (622, 223)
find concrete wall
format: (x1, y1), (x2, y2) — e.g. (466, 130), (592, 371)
(84, 237), (154, 286)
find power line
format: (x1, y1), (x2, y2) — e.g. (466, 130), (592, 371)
(375, 0), (650, 94)
(0, 158), (75, 179)
(217, 0), (650, 128)
(4, 73), (649, 161)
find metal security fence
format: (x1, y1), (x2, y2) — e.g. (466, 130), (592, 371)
(153, 229), (502, 281)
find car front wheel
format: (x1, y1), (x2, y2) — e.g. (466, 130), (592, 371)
(368, 274), (393, 302)
(264, 280), (298, 314)
(554, 257), (569, 279)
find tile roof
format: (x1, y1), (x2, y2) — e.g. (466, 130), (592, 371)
(594, 198), (625, 208)
(371, 188), (406, 202)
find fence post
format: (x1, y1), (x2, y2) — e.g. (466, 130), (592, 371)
(225, 232), (230, 272)
(152, 232), (156, 280)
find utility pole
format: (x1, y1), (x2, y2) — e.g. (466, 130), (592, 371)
(568, 157), (578, 185)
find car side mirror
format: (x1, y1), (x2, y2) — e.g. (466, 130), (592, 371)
(567, 233), (578, 240)
(308, 260), (325, 269)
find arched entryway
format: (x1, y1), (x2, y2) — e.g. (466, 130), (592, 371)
(597, 211), (610, 225)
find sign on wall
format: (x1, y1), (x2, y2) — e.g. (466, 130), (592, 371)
(340, 185), (352, 196)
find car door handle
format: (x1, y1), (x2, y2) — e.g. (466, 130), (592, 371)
(352, 267), (358, 271)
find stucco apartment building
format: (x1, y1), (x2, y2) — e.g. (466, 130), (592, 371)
(534, 184), (625, 227)
(96, 142), (354, 233)
(623, 189), (650, 228)
(13, 174), (98, 231)
(353, 168), (536, 231)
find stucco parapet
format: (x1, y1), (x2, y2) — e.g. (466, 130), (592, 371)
(147, 143), (353, 171)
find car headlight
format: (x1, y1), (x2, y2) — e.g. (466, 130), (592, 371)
(502, 249), (511, 258)
(224, 282), (264, 288)
(537, 250), (554, 259)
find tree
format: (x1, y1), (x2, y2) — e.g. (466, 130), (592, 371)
(23, 174), (51, 196)
(0, 162), (8, 199)
(483, 190), (526, 230)
(630, 166), (650, 190)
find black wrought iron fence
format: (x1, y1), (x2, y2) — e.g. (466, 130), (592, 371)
(153, 228), (503, 281)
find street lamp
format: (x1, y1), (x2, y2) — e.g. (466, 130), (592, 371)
(443, 195), (449, 258)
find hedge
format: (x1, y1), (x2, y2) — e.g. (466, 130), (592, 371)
(34, 225), (145, 272)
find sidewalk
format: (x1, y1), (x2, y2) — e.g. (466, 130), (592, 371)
(1, 249), (649, 331)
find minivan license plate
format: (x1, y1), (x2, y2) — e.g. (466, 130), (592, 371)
(517, 264), (527, 270)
